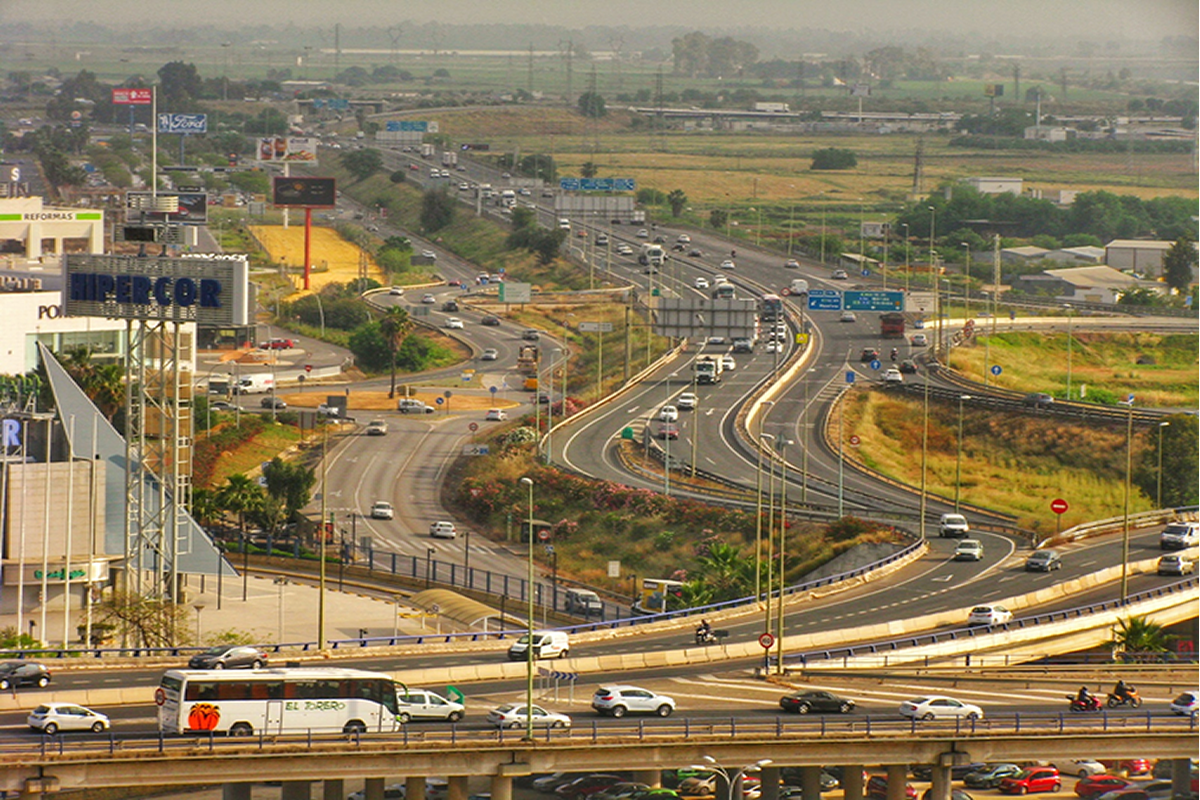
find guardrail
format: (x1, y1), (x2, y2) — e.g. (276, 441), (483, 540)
(784, 576), (1199, 667)
(4, 711), (1195, 762)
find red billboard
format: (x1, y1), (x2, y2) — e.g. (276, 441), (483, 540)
(112, 88), (153, 105)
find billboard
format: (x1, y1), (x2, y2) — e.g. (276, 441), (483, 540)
(112, 88), (152, 105)
(850, 84), (872, 98)
(559, 177), (636, 192)
(385, 120), (431, 132)
(64, 254), (251, 326)
(157, 113), (208, 134)
(257, 137), (319, 163)
(984, 84), (1005, 98)
(125, 191), (208, 225)
(272, 177), (337, 209)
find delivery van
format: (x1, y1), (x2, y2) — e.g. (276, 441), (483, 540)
(507, 630), (570, 660)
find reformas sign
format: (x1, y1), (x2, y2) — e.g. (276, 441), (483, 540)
(64, 254), (250, 325)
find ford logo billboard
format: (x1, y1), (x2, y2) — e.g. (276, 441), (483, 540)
(157, 113), (208, 134)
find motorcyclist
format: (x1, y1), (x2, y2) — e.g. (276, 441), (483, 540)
(697, 619), (714, 641)
(890, 348), (899, 361)
(1113, 679), (1128, 702)
(1076, 686), (1093, 708)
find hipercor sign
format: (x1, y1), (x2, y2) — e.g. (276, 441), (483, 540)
(112, 88), (153, 105)
(64, 254), (250, 326)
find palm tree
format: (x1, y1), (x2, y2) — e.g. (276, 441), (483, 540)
(57, 346), (125, 420)
(189, 488), (222, 530)
(216, 474), (264, 546)
(1111, 615), (1174, 662)
(694, 541), (753, 603)
(378, 307), (413, 398)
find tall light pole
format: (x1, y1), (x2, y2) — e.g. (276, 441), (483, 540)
(760, 432), (776, 627)
(881, 217), (889, 290)
(858, 197), (865, 268)
(1064, 304), (1074, 401)
(837, 390), (846, 519)
(955, 395), (971, 512)
(692, 757), (773, 800)
(819, 195), (827, 264)
(518, 476), (536, 740)
(545, 348), (563, 465)
(753, 401), (775, 603)
(919, 365), (930, 539)
(664, 372), (677, 496)
(1157, 421), (1170, 508)
(775, 437), (792, 675)
(901, 222), (911, 296)
(961, 241), (972, 325)
(801, 368), (816, 504)
(1120, 396), (1134, 602)
(787, 188), (796, 257)
(318, 421), (328, 646)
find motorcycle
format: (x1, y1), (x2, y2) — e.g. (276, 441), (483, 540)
(1107, 688), (1143, 708)
(1067, 694), (1102, 712)
(695, 628), (727, 645)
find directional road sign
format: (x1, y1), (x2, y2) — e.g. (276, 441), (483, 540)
(808, 290), (842, 311)
(844, 290), (904, 311)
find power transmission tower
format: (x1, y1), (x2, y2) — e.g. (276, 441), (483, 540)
(559, 39), (574, 106)
(387, 26), (403, 65)
(334, 23), (340, 72)
(1012, 62), (1021, 104)
(911, 137), (925, 198)
(527, 44), (534, 96)
(608, 36), (625, 90)
(655, 66), (666, 152)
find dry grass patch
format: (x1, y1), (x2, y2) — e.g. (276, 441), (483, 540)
(250, 225), (384, 295)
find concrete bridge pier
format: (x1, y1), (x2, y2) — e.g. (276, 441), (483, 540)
(798, 767), (822, 800)
(365, 777), (386, 800)
(886, 764), (908, 800)
(448, 776), (469, 800)
(223, 784), (252, 800)
(490, 774), (514, 800)
(323, 780), (345, 800)
(842, 766), (864, 800)
(927, 765), (951, 800)
(758, 767), (780, 800)
(633, 771), (661, 789)
(1172, 758), (1193, 798)
(407, 777), (426, 800)
(282, 781), (312, 800)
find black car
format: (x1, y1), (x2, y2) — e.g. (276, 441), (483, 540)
(1023, 392), (1054, 409)
(687, 248), (703, 257)
(480, 315), (502, 326)
(963, 764), (1023, 789)
(188, 645), (267, 670)
(899, 359), (918, 374)
(260, 396), (287, 409)
(912, 763), (986, 781)
(860, 348), (880, 362)
(0, 662), (50, 690)
(779, 690), (855, 714)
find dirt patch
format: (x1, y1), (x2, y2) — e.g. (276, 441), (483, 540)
(277, 390), (520, 413)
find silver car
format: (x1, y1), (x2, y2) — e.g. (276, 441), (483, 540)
(591, 685), (676, 717)
(27, 703), (110, 734)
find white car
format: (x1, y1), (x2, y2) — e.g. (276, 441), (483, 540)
(397, 688), (465, 723)
(839, 310), (857, 323)
(719, 259), (736, 270)
(1169, 690), (1198, 716)
(967, 604), (1012, 626)
(370, 501), (394, 520)
(481, 348), (499, 361)
(721, 355), (736, 371)
(430, 521), (458, 539)
(898, 695), (983, 721)
(1051, 760), (1107, 779)
(591, 685), (676, 717)
(676, 393), (698, 410)
(636, 229), (650, 239)
(485, 408), (507, 421)
(785, 259), (801, 268)
(694, 277), (710, 289)
(27, 703), (110, 734)
(882, 368), (903, 383)
(766, 341), (783, 353)
(954, 539), (984, 561)
(420, 293), (437, 304)
(676, 234), (691, 243)
(486, 703), (571, 729)
(422, 250), (438, 260)
(659, 405), (679, 422)
(444, 317), (464, 329)
(911, 333), (929, 347)
(389, 286), (405, 296)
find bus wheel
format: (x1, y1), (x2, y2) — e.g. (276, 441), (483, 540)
(229, 723), (253, 736)
(343, 720), (367, 735)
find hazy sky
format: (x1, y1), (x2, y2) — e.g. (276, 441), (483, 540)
(4, 0), (1197, 42)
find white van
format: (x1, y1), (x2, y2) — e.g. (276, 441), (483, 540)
(939, 513), (970, 538)
(564, 589), (603, 616)
(507, 630), (569, 660)
(233, 374), (275, 394)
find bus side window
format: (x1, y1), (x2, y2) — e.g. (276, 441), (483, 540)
(187, 682), (217, 701)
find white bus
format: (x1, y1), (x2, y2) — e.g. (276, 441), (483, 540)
(157, 668), (403, 736)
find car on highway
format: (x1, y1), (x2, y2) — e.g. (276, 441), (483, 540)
(636, 229), (650, 238)
(365, 420), (388, 436)
(1169, 689), (1198, 716)
(766, 341), (783, 353)
(0, 662), (50, 691)
(260, 396), (287, 409)
(831, 269), (849, 280)
(444, 317), (464, 329)
(655, 423), (679, 440)
(898, 695), (983, 721)
(1053, 760), (1107, 779)
(1023, 392), (1055, 409)
(485, 408), (507, 421)
(430, 521), (458, 539)
(939, 513), (970, 538)
(659, 405), (679, 422)
(676, 234), (691, 243)
(481, 314), (502, 326)
(779, 690), (855, 714)
(188, 645), (266, 670)
(721, 355), (736, 371)
(591, 685), (676, 717)
(27, 703), (110, 734)
(883, 368), (904, 383)
(389, 286), (405, 296)
(861, 348), (880, 362)
(209, 401), (237, 411)
(522, 329), (541, 341)
(839, 310), (857, 323)
(596, 235), (609, 246)
(1160, 521), (1199, 549)
(785, 259), (801, 269)
(694, 277), (710, 289)
(999, 767), (1061, 795)
(899, 358), (918, 374)
(1026, 549), (1062, 571)
(1157, 553), (1195, 575)
(370, 501), (395, 520)
(954, 539), (984, 561)
(421, 250), (437, 260)
(963, 764), (1023, 789)
(676, 393), (698, 410)
(967, 604), (1012, 626)
(259, 338), (294, 350)
(396, 688), (465, 722)
(420, 293), (437, 304)
(486, 703), (571, 729)
(1075, 776), (1137, 799)
(719, 259), (736, 270)
(688, 248), (703, 257)
(707, 335), (727, 345)
(617, 243), (634, 255)
(910, 333), (928, 347)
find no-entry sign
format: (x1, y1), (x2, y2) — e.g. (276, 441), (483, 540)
(1051, 498), (1069, 515)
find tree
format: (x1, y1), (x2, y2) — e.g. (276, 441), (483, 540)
(810, 148), (857, 170)
(378, 307), (414, 398)
(341, 148), (384, 182)
(217, 474), (264, 546)
(577, 91), (607, 118)
(157, 62), (203, 107)
(1111, 615), (1174, 661)
(420, 188), (456, 232)
(708, 209), (728, 230)
(692, 541), (752, 603)
(262, 457), (316, 519)
(580, 161), (598, 178)
(56, 346), (124, 421)
(94, 589), (191, 647)
(531, 229), (567, 265)
(667, 189), (688, 218)
(1136, 412), (1198, 507)
(1161, 237), (1197, 293)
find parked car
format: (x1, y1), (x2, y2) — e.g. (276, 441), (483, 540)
(967, 604), (1012, 626)
(188, 645), (266, 670)
(912, 763), (988, 782)
(1075, 775), (1136, 799)
(591, 685), (676, 717)
(999, 767), (1061, 795)
(0, 662), (50, 690)
(27, 703), (110, 734)
(1026, 549), (1062, 571)
(1098, 760), (1152, 777)
(1093, 781), (1175, 800)
(866, 776), (915, 800)
(533, 775), (575, 794)
(779, 690), (855, 714)
(898, 695), (983, 721)
(486, 703), (571, 729)
(370, 501), (395, 520)
(593, 784), (651, 800)
(1053, 760), (1108, 779)
(963, 764), (1023, 789)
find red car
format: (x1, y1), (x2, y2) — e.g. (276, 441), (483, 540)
(1000, 767), (1061, 795)
(259, 338), (294, 350)
(867, 776), (916, 800)
(1075, 775), (1135, 798)
(1100, 760), (1152, 776)
(556, 776), (625, 800)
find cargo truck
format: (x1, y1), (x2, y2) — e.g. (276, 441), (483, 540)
(694, 355), (723, 385)
(880, 312), (906, 338)
(638, 243), (666, 267)
(517, 344), (540, 375)
(420, 143), (436, 158)
(441, 150), (458, 167)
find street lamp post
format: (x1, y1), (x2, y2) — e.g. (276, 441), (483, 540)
(753, 401), (775, 603)
(1064, 305), (1074, 401)
(801, 368), (816, 504)
(692, 757), (774, 800)
(775, 437), (792, 674)
(819, 195), (827, 265)
(760, 432), (776, 627)
(837, 390), (846, 519)
(961, 241), (972, 326)
(274, 577), (287, 643)
(1120, 397), (1134, 602)
(901, 222), (911, 295)
(518, 477), (536, 740)
(919, 364), (931, 539)
(955, 395), (971, 512)
(664, 372), (677, 496)
(1157, 421), (1170, 508)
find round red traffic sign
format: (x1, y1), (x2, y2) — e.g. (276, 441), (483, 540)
(1051, 498), (1069, 515)
(848, 435), (861, 447)
(758, 632), (775, 649)
(154, 687), (167, 706)
(537, 529), (551, 542)
(304, 364), (312, 373)
(468, 422), (479, 432)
